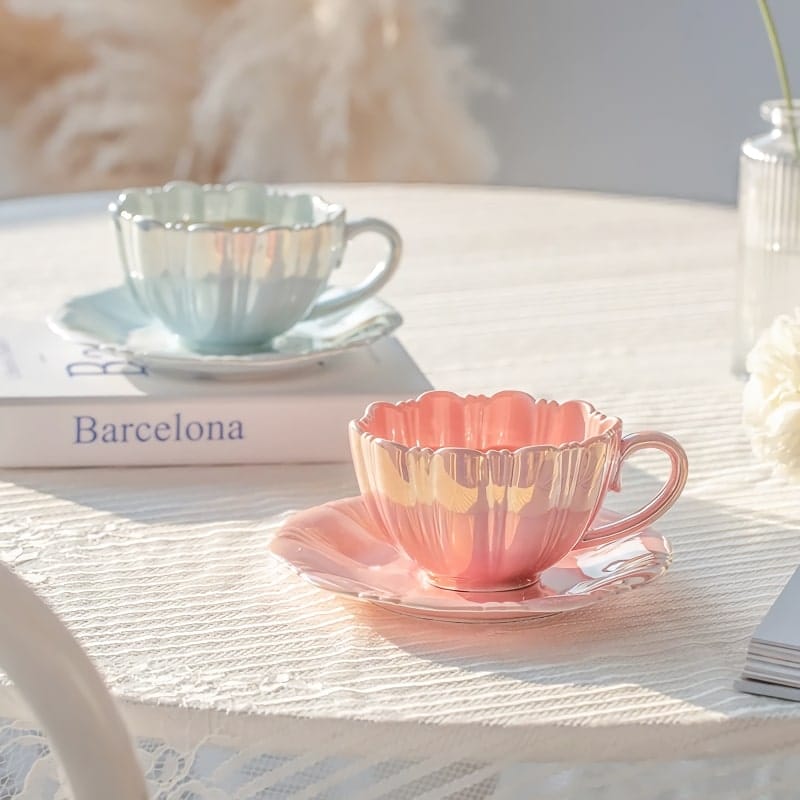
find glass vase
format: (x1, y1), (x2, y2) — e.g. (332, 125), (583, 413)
(733, 100), (800, 376)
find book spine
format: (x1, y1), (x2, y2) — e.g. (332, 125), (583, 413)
(0, 397), (363, 467)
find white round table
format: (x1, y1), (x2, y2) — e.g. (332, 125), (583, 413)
(1, 185), (798, 798)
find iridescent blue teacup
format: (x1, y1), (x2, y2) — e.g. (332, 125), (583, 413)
(109, 181), (402, 354)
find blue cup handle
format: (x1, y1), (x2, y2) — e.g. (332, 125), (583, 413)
(305, 218), (402, 319)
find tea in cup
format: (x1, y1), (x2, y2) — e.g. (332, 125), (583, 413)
(110, 181), (402, 353)
(349, 390), (688, 592)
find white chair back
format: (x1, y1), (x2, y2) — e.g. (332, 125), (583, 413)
(0, 561), (148, 799)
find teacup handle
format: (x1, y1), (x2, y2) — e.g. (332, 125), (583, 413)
(578, 432), (688, 547)
(305, 218), (402, 319)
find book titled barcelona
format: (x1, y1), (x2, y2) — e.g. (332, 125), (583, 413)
(0, 320), (432, 467)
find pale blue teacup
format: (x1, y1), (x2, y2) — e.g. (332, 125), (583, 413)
(109, 181), (402, 354)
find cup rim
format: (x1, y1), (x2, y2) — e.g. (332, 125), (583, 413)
(351, 390), (622, 456)
(108, 180), (345, 233)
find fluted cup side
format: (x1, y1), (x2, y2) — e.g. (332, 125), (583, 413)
(349, 392), (622, 591)
(109, 182), (347, 353)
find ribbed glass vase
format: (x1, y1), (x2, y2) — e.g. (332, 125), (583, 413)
(734, 100), (800, 375)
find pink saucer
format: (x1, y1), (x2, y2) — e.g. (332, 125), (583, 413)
(269, 497), (672, 623)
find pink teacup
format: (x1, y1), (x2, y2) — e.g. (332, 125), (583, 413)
(349, 390), (688, 592)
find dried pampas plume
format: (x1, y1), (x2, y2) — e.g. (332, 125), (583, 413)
(1, 0), (495, 196)
(4, 0), (207, 193)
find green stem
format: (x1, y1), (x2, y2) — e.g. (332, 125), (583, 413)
(758, 0), (799, 158)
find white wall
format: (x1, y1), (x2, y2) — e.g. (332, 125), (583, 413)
(455, 0), (800, 203)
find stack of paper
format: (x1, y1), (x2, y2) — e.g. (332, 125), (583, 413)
(736, 567), (800, 702)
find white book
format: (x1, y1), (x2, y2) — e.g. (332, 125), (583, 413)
(0, 320), (432, 467)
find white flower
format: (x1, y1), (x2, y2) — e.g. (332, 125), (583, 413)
(744, 310), (800, 478)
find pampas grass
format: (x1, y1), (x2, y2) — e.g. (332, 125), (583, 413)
(0, 0), (495, 196)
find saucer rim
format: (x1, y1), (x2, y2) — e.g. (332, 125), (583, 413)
(47, 286), (403, 374)
(269, 497), (673, 622)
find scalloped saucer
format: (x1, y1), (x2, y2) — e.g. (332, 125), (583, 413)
(47, 286), (403, 379)
(269, 497), (672, 623)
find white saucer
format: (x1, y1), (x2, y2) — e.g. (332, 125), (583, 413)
(270, 497), (673, 623)
(48, 286), (403, 379)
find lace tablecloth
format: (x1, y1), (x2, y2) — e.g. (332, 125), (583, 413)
(2, 186), (800, 798)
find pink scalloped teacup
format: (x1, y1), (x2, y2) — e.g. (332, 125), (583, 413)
(349, 390), (688, 592)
